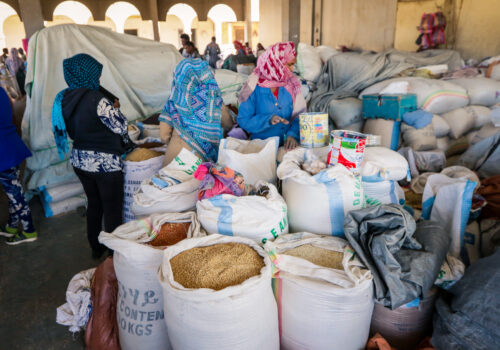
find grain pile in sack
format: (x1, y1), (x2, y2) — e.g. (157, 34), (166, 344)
(85, 257), (120, 350)
(432, 250), (500, 349)
(422, 174), (477, 259)
(132, 148), (201, 217)
(218, 137), (279, 186)
(123, 148), (164, 222)
(360, 77), (469, 114)
(158, 234), (279, 350)
(450, 77), (500, 106)
(327, 97), (364, 131)
(277, 147), (364, 237)
(344, 205), (450, 309)
(197, 181), (288, 242)
(98, 212), (205, 350)
(264, 232), (374, 350)
(56, 268), (96, 333)
(297, 43), (322, 82)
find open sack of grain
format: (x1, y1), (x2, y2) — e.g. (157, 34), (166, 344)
(197, 181), (288, 242)
(132, 148), (201, 217)
(98, 212), (205, 350)
(264, 232), (374, 350)
(277, 147), (364, 237)
(158, 234), (279, 350)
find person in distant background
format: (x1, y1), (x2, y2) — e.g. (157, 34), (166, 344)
(18, 48), (26, 61)
(0, 48), (8, 64)
(179, 33), (190, 58)
(51, 53), (132, 259)
(233, 41), (246, 56)
(256, 43), (265, 58)
(204, 36), (221, 68)
(184, 41), (201, 59)
(0, 86), (36, 245)
(5, 48), (25, 96)
(237, 42), (306, 151)
(244, 42), (253, 56)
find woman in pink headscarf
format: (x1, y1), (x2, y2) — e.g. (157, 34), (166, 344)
(237, 42), (306, 150)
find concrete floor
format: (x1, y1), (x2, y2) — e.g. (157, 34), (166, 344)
(0, 194), (102, 349)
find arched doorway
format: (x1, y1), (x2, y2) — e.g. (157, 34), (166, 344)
(105, 1), (141, 34)
(191, 17), (215, 54)
(159, 14), (184, 47)
(46, 1), (93, 25)
(0, 1), (24, 49)
(87, 16), (116, 32)
(207, 4), (237, 57)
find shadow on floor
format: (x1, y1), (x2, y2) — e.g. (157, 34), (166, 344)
(0, 196), (102, 350)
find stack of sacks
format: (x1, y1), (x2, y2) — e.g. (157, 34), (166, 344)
(39, 181), (86, 218)
(296, 43), (323, 83)
(328, 97), (364, 132)
(277, 147), (364, 237)
(360, 147), (408, 207)
(400, 109), (437, 151)
(131, 148), (201, 217)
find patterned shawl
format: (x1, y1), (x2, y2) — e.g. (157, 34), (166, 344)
(160, 59), (223, 162)
(52, 53), (103, 160)
(239, 42), (306, 118)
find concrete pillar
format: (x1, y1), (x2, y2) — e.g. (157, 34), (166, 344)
(18, 0), (44, 39)
(148, 0), (160, 41)
(288, 0), (301, 44)
(244, 0), (252, 47)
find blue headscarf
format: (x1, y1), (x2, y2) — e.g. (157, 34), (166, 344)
(52, 53), (103, 160)
(159, 59), (223, 162)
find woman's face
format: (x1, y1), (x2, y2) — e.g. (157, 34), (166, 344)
(286, 57), (296, 72)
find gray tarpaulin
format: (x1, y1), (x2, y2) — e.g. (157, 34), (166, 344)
(309, 49), (464, 113)
(432, 249), (500, 350)
(343, 204), (450, 309)
(458, 132), (500, 179)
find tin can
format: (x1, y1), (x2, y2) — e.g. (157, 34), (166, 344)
(327, 130), (367, 172)
(299, 112), (329, 148)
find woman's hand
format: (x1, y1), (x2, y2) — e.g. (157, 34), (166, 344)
(113, 99), (120, 109)
(285, 137), (299, 150)
(270, 115), (289, 125)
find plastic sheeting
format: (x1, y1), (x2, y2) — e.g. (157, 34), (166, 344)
(343, 204), (450, 310)
(22, 24), (183, 190)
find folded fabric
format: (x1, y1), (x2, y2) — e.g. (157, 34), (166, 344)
(403, 109), (433, 129)
(193, 162), (245, 200)
(344, 204), (450, 309)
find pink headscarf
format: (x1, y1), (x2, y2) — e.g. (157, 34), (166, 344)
(240, 42), (302, 103)
(239, 42), (306, 117)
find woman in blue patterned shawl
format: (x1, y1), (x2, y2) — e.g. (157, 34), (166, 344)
(159, 58), (223, 165)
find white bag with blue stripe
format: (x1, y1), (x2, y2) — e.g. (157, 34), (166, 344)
(277, 147), (364, 237)
(363, 179), (405, 207)
(197, 182), (288, 243)
(422, 174), (477, 258)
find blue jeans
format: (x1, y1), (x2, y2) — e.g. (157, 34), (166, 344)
(0, 166), (35, 233)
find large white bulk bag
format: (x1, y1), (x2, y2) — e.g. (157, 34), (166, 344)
(214, 69), (247, 106)
(432, 114), (450, 137)
(363, 179), (405, 207)
(328, 97), (363, 129)
(132, 148), (201, 217)
(123, 152), (164, 222)
(360, 147), (409, 181)
(99, 212), (205, 350)
(441, 108), (475, 139)
(277, 147), (364, 237)
(451, 77), (500, 106)
(217, 137), (279, 186)
(315, 45), (339, 64)
(197, 181), (288, 242)
(401, 122), (437, 151)
(41, 181), (84, 203)
(297, 43), (322, 82)
(264, 233), (374, 350)
(360, 77), (469, 114)
(158, 234), (279, 350)
(41, 194), (87, 218)
(465, 105), (492, 129)
(362, 119), (401, 150)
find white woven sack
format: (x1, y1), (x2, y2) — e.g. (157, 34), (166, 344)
(360, 77), (469, 114)
(218, 137), (279, 186)
(158, 234), (279, 350)
(264, 233), (374, 350)
(360, 146), (409, 181)
(197, 181), (288, 242)
(99, 212), (205, 350)
(277, 147), (364, 237)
